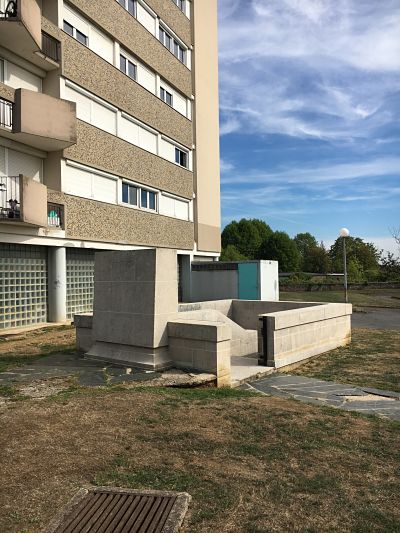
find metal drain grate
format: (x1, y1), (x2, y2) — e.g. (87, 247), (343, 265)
(45, 487), (191, 533)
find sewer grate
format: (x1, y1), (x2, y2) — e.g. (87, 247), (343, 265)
(45, 487), (191, 533)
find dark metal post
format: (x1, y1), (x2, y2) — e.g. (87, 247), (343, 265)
(343, 237), (348, 303)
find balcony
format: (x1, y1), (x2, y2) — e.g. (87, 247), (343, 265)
(0, 1), (61, 71)
(0, 90), (77, 151)
(0, 174), (48, 226)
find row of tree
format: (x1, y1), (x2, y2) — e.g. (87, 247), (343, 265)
(221, 219), (400, 281)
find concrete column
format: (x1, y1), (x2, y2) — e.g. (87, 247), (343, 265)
(48, 246), (67, 323)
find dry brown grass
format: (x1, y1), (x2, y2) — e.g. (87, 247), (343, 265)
(292, 329), (400, 392)
(0, 387), (399, 532)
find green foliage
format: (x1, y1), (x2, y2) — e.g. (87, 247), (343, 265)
(259, 231), (301, 272)
(221, 219), (273, 259)
(380, 252), (400, 281)
(220, 244), (248, 261)
(329, 237), (381, 280)
(294, 232), (318, 258)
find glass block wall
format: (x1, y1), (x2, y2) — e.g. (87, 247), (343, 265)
(0, 244), (47, 330)
(66, 249), (95, 320)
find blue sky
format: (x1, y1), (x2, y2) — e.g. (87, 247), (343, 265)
(217, 0), (400, 254)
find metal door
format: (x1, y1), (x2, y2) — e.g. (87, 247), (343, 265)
(238, 262), (259, 300)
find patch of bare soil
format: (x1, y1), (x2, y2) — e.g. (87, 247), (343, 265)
(0, 388), (399, 533)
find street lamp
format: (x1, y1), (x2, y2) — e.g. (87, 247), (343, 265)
(339, 227), (350, 303)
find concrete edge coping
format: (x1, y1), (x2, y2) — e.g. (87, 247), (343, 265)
(74, 313), (93, 328)
(258, 302), (353, 330)
(168, 319), (232, 342)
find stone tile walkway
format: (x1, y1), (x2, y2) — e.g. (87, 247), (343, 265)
(241, 375), (400, 421)
(0, 353), (160, 388)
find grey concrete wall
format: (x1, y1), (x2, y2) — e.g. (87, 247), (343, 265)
(190, 270), (238, 302)
(232, 300), (320, 330)
(168, 319), (231, 387)
(75, 313), (93, 353)
(86, 248), (178, 368)
(259, 303), (353, 368)
(179, 299), (233, 318)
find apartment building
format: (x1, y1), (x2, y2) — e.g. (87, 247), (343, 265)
(0, 0), (221, 330)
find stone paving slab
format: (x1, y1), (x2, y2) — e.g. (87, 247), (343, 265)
(244, 374), (400, 421)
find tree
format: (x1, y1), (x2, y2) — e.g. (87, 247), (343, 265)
(304, 244), (332, 274)
(221, 219), (273, 259)
(259, 231), (301, 272)
(390, 226), (400, 256)
(220, 245), (248, 261)
(329, 237), (381, 278)
(380, 252), (400, 281)
(294, 233), (318, 260)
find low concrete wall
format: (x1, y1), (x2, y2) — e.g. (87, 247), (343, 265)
(75, 313), (93, 353)
(179, 300), (233, 319)
(168, 319), (231, 387)
(232, 300), (320, 330)
(259, 303), (352, 368)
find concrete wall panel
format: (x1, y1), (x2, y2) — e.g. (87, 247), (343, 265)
(47, 189), (194, 249)
(64, 121), (193, 199)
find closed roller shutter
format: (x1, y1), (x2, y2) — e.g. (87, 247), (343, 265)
(7, 149), (43, 181)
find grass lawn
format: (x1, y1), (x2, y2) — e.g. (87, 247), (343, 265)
(280, 288), (400, 308)
(0, 386), (399, 533)
(290, 329), (400, 392)
(0, 325), (76, 373)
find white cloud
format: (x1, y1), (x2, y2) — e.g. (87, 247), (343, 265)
(218, 0), (400, 141)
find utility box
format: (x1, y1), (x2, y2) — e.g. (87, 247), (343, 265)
(190, 260), (279, 302)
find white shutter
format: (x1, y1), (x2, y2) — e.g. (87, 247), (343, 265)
(91, 100), (117, 135)
(63, 164), (92, 199)
(159, 194), (175, 217)
(174, 92), (187, 117)
(159, 138), (175, 162)
(65, 85), (91, 122)
(89, 26), (114, 64)
(137, 64), (156, 94)
(119, 115), (140, 146)
(175, 198), (189, 220)
(6, 61), (41, 92)
(8, 149), (42, 181)
(136, 3), (156, 35)
(139, 126), (157, 154)
(92, 174), (117, 203)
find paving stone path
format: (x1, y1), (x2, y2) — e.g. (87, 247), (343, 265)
(241, 375), (400, 421)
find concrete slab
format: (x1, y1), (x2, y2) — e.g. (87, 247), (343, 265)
(230, 356), (274, 387)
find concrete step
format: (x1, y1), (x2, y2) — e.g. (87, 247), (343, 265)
(230, 356), (275, 387)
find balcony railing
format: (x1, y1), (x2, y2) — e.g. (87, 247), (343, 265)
(47, 202), (64, 228)
(0, 0), (17, 19)
(0, 176), (20, 219)
(41, 32), (61, 63)
(0, 98), (13, 128)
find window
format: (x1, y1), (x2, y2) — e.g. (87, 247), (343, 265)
(118, 0), (136, 16)
(63, 20), (88, 46)
(122, 182), (138, 206)
(175, 147), (188, 168)
(141, 188), (157, 210)
(120, 54), (137, 81)
(159, 26), (186, 64)
(160, 87), (173, 107)
(173, 0), (185, 12)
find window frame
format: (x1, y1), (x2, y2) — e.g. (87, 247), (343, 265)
(118, 0), (136, 17)
(140, 187), (157, 211)
(119, 53), (137, 81)
(160, 87), (173, 107)
(175, 147), (188, 169)
(63, 19), (88, 46)
(122, 181), (139, 207)
(159, 25), (187, 65)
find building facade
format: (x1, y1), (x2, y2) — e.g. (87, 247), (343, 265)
(0, 0), (221, 329)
